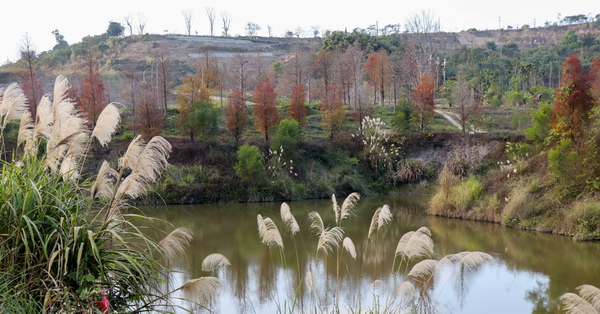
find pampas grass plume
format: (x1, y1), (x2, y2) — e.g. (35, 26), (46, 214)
(202, 253), (231, 272)
(407, 259), (438, 282)
(91, 103), (121, 147)
(280, 202), (300, 235)
(159, 227), (193, 259)
(343, 237), (357, 259)
(180, 277), (221, 306)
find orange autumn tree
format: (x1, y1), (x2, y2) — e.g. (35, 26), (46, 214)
(365, 50), (391, 105)
(289, 83), (307, 127)
(412, 74), (435, 133)
(320, 85), (345, 138)
(80, 56), (107, 128)
(225, 89), (248, 144)
(253, 76), (279, 142)
(552, 55), (596, 140)
(176, 75), (210, 141)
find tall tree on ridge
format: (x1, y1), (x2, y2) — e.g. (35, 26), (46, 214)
(80, 55), (107, 128)
(17, 34), (43, 120)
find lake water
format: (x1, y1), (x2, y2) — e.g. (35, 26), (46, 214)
(140, 195), (600, 313)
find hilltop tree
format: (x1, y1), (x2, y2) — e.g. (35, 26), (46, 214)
(245, 22), (261, 37)
(107, 21), (124, 37)
(205, 7), (216, 36)
(412, 74), (435, 133)
(320, 85), (345, 138)
(289, 83), (307, 126)
(253, 76), (280, 142)
(18, 34), (43, 119)
(182, 10), (193, 36)
(552, 55), (596, 140)
(221, 12), (232, 36)
(80, 55), (107, 128)
(225, 89), (248, 144)
(124, 14), (134, 36)
(137, 13), (147, 35)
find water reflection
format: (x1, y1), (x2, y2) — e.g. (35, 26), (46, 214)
(139, 196), (600, 313)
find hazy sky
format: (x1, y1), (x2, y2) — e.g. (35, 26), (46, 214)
(2, 0), (600, 63)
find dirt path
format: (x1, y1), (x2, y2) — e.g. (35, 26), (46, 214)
(434, 109), (483, 134)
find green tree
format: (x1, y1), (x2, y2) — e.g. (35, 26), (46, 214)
(235, 145), (265, 183)
(183, 101), (221, 141)
(270, 119), (302, 160)
(107, 21), (124, 37)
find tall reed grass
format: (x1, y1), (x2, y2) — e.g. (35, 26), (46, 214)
(0, 76), (224, 312)
(257, 193), (495, 313)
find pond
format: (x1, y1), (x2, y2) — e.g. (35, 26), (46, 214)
(140, 195), (600, 313)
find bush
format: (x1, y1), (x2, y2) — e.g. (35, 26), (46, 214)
(567, 201), (600, 240)
(391, 158), (431, 183)
(270, 119), (302, 160)
(452, 176), (483, 212)
(235, 145), (265, 183)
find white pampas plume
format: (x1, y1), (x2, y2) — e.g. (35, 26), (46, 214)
(368, 204), (393, 239)
(456, 251), (494, 268)
(395, 228), (434, 261)
(17, 110), (34, 150)
(48, 76), (84, 154)
(395, 281), (416, 300)
(0, 83), (27, 129)
(561, 292), (597, 314)
(91, 103), (121, 147)
(317, 226), (344, 255)
(159, 227), (193, 259)
(202, 253), (231, 272)
(331, 194), (340, 224)
(34, 95), (53, 139)
(343, 237), (357, 259)
(577, 285), (600, 310)
(179, 277), (221, 305)
(407, 259), (438, 282)
(280, 202), (300, 235)
(308, 211), (325, 236)
(257, 214), (284, 249)
(305, 271), (316, 292)
(59, 154), (80, 181)
(91, 161), (118, 199)
(114, 136), (172, 200)
(339, 192), (360, 222)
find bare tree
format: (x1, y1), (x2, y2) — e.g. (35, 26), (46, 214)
(124, 14), (134, 36)
(221, 12), (232, 36)
(155, 48), (171, 117)
(404, 10), (441, 33)
(18, 34), (43, 118)
(245, 22), (261, 37)
(451, 71), (480, 133)
(182, 10), (193, 36)
(137, 13), (147, 35)
(205, 7), (216, 36)
(267, 25), (273, 37)
(231, 53), (252, 93)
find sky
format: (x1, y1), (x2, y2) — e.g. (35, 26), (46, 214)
(2, 0), (600, 64)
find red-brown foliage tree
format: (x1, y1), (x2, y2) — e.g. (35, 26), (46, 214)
(253, 76), (279, 142)
(365, 50), (391, 105)
(289, 83), (307, 127)
(18, 36), (44, 119)
(314, 50), (335, 100)
(225, 89), (248, 144)
(133, 81), (164, 139)
(320, 84), (345, 138)
(80, 56), (107, 128)
(412, 74), (435, 133)
(552, 55), (596, 140)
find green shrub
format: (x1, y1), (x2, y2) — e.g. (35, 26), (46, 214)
(568, 201), (600, 240)
(270, 119), (302, 160)
(452, 176), (483, 212)
(235, 145), (265, 183)
(524, 102), (553, 148)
